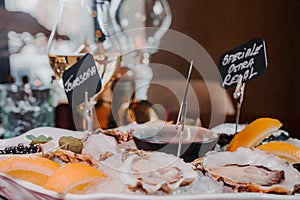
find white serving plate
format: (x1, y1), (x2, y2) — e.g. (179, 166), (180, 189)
(0, 127), (85, 161)
(0, 127), (299, 200)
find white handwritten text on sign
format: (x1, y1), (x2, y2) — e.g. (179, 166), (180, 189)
(62, 53), (102, 106)
(218, 37), (267, 89)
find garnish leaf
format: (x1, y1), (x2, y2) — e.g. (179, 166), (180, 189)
(26, 134), (53, 144)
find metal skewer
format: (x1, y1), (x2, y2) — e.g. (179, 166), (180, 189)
(176, 60), (193, 157)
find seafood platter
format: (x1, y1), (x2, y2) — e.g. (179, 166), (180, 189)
(0, 117), (299, 200)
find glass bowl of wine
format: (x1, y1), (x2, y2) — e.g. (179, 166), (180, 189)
(132, 123), (219, 162)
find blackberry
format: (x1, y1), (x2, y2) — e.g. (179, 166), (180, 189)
(4, 147), (10, 154)
(0, 143), (42, 155)
(17, 143), (24, 152)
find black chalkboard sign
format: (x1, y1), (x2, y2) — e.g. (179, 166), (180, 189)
(218, 37), (268, 89)
(62, 53), (102, 106)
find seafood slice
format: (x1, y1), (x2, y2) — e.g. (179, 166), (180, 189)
(207, 164), (284, 188)
(193, 147), (300, 194)
(120, 151), (197, 194)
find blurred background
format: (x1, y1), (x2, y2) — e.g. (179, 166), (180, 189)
(152, 0), (300, 138)
(0, 0), (299, 138)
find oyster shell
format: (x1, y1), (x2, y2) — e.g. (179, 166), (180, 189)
(120, 150), (197, 194)
(47, 148), (97, 166)
(193, 147), (300, 194)
(93, 128), (133, 144)
(83, 133), (118, 160)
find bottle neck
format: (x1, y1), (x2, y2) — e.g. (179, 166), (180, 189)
(93, 0), (112, 42)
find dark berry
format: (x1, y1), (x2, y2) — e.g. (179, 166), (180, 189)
(24, 146), (30, 152)
(4, 147), (10, 153)
(0, 143), (42, 155)
(29, 149), (36, 153)
(17, 143), (24, 151)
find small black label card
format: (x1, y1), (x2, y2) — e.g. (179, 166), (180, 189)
(218, 37), (268, 89)
(62, 53), (102, 106)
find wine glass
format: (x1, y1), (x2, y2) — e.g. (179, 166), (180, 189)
(108, 0), (172, 125)
(47, 0), (121, 131)
(110, 0), (172, 57)
(47, 0), (91, 79)
(47, 0), (121, 98)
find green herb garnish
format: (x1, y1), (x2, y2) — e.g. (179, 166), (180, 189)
(26, 134), (53, 145)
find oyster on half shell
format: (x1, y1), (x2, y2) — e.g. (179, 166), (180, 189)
(193, 147), (300, 194)
(120, 150), (197, 194)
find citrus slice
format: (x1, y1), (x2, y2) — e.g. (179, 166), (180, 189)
(64, 177), (105, 194)
(226, 118), (282, 151)
(257, 141), (300, 164)
(0, 156), (60, 186)
(43, 162), (106, 193)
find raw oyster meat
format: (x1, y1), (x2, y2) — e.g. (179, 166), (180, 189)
(83, 133), (118, 160)
(120, 150), (197, 194)
(193, 147), (300, 194)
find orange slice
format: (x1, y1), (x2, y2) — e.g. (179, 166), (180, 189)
(226, 118), (282, 151)
(257, 141), (300, 164)
(0, 156), (60, 186)
(43, 162), (106, 193)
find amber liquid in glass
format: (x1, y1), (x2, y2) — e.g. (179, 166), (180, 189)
(48, 54), (85, 79)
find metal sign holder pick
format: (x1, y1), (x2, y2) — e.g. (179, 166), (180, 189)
(176, 60), (193, 157)
(81, 91), (96, 136)
(233, 74), (245, 134)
